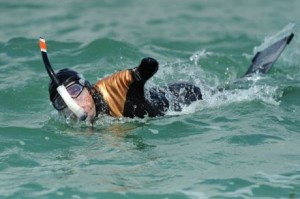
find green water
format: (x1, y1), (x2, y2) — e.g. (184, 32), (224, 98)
(1, 0), (300, 198)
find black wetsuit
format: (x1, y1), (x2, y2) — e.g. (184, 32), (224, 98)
(93, 58), (202, 118)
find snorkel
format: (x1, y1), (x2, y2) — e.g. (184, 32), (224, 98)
(39, 38), (87, 121)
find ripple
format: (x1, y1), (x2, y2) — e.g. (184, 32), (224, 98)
(224, 134), (284, 146)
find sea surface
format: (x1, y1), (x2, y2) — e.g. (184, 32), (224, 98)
(0, 0), (300, 198)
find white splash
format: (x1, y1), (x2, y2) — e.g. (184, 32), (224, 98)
(190, 49), (213, 65)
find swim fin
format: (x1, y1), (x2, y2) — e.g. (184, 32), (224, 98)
(217, 33), (294, 91)
(243, 33), (294, 77)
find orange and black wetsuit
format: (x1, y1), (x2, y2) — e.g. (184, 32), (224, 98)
(90, 58), (202, 118)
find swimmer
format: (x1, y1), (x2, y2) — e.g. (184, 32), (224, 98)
(40, 33), (294, 123)
(47, 57), (202, 122)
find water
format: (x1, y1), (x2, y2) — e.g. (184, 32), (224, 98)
(0, 0), (300, 198)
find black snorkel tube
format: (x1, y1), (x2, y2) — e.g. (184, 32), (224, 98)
(39, 38), (87, 121)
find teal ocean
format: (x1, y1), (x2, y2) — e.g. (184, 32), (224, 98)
(1, 1), (300, 198)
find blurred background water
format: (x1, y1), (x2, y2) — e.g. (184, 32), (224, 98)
(0, 0), (300, 198)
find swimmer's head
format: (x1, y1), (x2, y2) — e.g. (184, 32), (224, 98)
(49, 68), (83, 102)
(49, 68), (96, 121)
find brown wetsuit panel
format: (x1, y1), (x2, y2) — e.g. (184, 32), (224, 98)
(94, 70), (134, 117)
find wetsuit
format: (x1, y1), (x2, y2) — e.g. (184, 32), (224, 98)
(92, 58), (202, 118)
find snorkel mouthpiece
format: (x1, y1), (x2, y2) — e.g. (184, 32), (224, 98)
(39, 38), (87, 121)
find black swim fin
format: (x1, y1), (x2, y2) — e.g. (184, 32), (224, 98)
(217, 33), (294, 91)
(243, 33), (294, 77)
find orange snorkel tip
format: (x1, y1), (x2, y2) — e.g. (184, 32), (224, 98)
(39, 38), (47, 52)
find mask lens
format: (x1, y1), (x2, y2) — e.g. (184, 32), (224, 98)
(67, 83), (84, 98)
(53, 82), (85, 111)
(53, 95), (67, 111)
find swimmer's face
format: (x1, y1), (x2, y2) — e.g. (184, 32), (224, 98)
(71, 87), (96, 121)
(54, 82), (96, 122)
